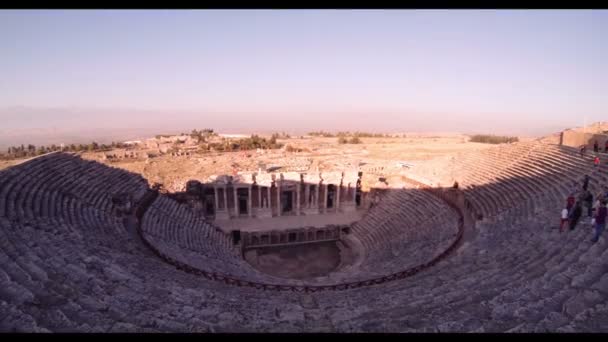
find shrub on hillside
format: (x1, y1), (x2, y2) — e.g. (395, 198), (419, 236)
(469, 134), (519, 144)
(338, 136), (362, 144)
(308, 131), (335, 137)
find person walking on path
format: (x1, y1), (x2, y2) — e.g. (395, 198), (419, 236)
(591, 200), (607, 243)
(594, 156), (600, 167)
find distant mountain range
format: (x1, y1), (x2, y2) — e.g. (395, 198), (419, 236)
(0, 106), (575, 149)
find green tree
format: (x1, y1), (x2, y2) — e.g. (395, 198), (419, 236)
(469, 134), (519, 144)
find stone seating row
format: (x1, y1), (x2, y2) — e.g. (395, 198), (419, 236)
(2, 143), (608, 332)
(352, 189), (457, 249)
(0, 153), (148, 222)
(452, 142), (604, 219)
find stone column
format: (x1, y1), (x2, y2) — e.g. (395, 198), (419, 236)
(267, 186), (271, 209)
(323, 184), (328, 213)
(336, 184), (341, 211)
(305, 184), (310, 209)
(233, 186), (239, 216)
(277, 182), (282, 217)
(248, 185), (252, 217)
(223, 186), (228, 213)
(213, 186), (219, 212)
(257, 185), (262, 210)
(296, 184), (301, 215)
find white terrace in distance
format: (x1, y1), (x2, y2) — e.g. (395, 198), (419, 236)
(202, 170), (363, 233)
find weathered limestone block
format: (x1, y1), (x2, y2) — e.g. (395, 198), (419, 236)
(591, 274), (608, 294)
(275, 305), (305, 322)
(535, 312), (569, 332)
(0, 306), (46, 333)
(0, 282), (35, 306)
(108, 322), (140, 333)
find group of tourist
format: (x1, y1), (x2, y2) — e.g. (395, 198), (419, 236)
(560, 175), (608, 243)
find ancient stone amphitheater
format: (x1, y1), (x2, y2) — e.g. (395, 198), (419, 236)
(1, 134), (608, 333)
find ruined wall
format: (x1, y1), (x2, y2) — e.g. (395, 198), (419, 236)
(561, 130), (608, 149)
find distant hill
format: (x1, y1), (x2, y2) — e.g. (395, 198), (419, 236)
(0, 106), (578, 149)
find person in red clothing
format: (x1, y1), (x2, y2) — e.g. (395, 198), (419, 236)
(594, 156), (600, 167)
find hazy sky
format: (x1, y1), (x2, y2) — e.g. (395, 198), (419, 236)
(1, 10), (607, 138)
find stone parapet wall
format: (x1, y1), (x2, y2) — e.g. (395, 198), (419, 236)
(240, 225), (347, 248)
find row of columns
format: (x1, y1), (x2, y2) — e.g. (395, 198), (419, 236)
(212, 182), (357, 219)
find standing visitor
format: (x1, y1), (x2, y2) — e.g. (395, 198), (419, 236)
(584, 190), (594, 218)
(580, 145), (587, 157)
(593, 196), (602, 220)
(594, 156), (600, 167)
(583, 175), (590, 191)
(567, 193), (576, 213)
(560, 207), (569, 232)
(570, 202), (583, 231)
(591, 200), (607, 243)
(594, 140), (599, 153)
(605, 140), (608, 153)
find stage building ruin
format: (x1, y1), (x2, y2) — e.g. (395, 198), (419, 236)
(200, 170), (362, 221)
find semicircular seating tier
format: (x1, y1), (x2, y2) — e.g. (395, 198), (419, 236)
(0, 146), (607, 332)
(421, 140), (608, 221)
(140, 186), (461, 285)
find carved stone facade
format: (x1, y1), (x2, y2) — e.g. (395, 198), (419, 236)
(202, 170), (362, 220)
